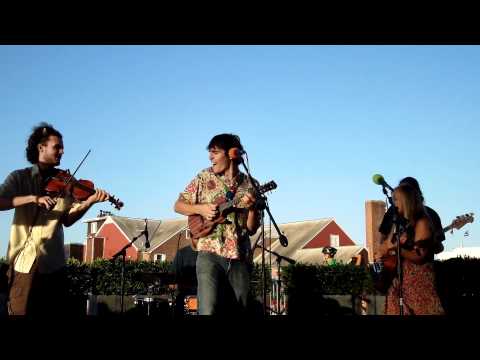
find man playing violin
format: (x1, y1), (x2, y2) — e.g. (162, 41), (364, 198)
(174, 134), (260, 315)
(0, 123), (110, 316)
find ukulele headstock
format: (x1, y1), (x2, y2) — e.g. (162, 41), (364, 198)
(259, 180), (277, 194)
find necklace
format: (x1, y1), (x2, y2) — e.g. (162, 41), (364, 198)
(217, 173), (243, 201)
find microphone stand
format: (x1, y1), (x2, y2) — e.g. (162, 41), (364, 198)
(111, 227), (148, 314)
(381, 185), (404, 316)
(253, 243), (295, 315)
(239, 155), (287, 317)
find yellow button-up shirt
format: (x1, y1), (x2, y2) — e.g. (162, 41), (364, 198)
(0, 165), (80, 274)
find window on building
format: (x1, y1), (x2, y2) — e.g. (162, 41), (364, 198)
(89, 221), (98, 235)
(330, 234), (340, 247)
(154, 253), (167, 262)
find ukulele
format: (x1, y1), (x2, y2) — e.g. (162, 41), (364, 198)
(188, 180), (277, 249)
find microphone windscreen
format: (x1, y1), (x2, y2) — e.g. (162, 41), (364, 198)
(372, 174), (384, 185)
(228, 147), (243, 159)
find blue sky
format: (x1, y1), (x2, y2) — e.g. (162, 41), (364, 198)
(0, 45), (478, 258)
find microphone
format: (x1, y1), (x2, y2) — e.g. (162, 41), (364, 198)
(372, 174), (394, 192)
(228, 147), (246, 160)
(279, 234), (288, 247)
(143, 218), (150, 249)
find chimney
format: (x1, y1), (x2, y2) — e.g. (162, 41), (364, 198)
(365, 200), (386, 263)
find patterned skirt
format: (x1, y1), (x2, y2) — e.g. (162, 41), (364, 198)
(385, 260), (445, 315)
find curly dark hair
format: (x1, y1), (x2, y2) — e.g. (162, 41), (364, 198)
(25, 122), (63, 164)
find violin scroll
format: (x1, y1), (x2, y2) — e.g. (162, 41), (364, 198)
(108, 194), (124, 210)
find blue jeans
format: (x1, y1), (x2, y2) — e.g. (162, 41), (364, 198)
(196, 251), (250, 315)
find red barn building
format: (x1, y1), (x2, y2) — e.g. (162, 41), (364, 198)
(251, 218), (367, 266)
(83, 214), (188, 263)
(82, 214), (364, 265)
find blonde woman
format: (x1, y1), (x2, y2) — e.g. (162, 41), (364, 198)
(382, 184), (444, 315)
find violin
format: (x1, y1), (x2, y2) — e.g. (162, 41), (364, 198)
(44, 169), (124, 210)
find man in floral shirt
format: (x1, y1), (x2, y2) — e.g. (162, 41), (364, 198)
(174, 134), (260, 315)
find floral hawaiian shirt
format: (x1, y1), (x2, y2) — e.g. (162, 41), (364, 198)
(179, 167), (259, 260)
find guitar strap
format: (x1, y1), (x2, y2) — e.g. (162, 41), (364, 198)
(211, 173), (240, 244)
(215, 172), (250, 249)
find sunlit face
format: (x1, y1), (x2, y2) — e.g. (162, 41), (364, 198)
(38, 135), (64, 166)
(209, 146), (231, 175)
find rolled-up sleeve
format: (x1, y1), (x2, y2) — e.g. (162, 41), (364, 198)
(0, 171), (19, 198)
(179, 176), (201, 205)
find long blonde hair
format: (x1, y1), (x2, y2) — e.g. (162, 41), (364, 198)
(394, 184), (427, 223)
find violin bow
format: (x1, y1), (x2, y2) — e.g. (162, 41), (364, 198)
(62, 149), (91, 187)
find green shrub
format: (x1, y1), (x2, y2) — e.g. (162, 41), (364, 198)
(5, 256), (480, 315)
(249, 263), (272, 299)
(88, 258), (172, 295)
(282, 263), (374, 296)
(281, 263), (374, 315)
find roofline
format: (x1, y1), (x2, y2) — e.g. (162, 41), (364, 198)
(83, 215), (179, 224)
(272, 217), (334, 226)
(268, 218), (333, 248)
(256, 217), (334, 239)
(146, 225), (189, 253)
(296, 245), (367, 256)
(253, 218), (334, 263)
(328, 220), (356, 245)
(154, 216), (188, 222)
(82, 216), (110, 224)
(297, 245), (365, 251)
(263, 217), (356, 248)
(95, 217), (141, 251)
(296, 218), (333, 249)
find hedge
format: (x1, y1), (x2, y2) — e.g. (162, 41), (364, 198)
(434, 257), (480, 314)
(281, 263), (374, 315)
(66, 258), (172, 296)
(2, 256), (480, 315)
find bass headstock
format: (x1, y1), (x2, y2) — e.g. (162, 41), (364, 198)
(450, 212), (474, 230)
